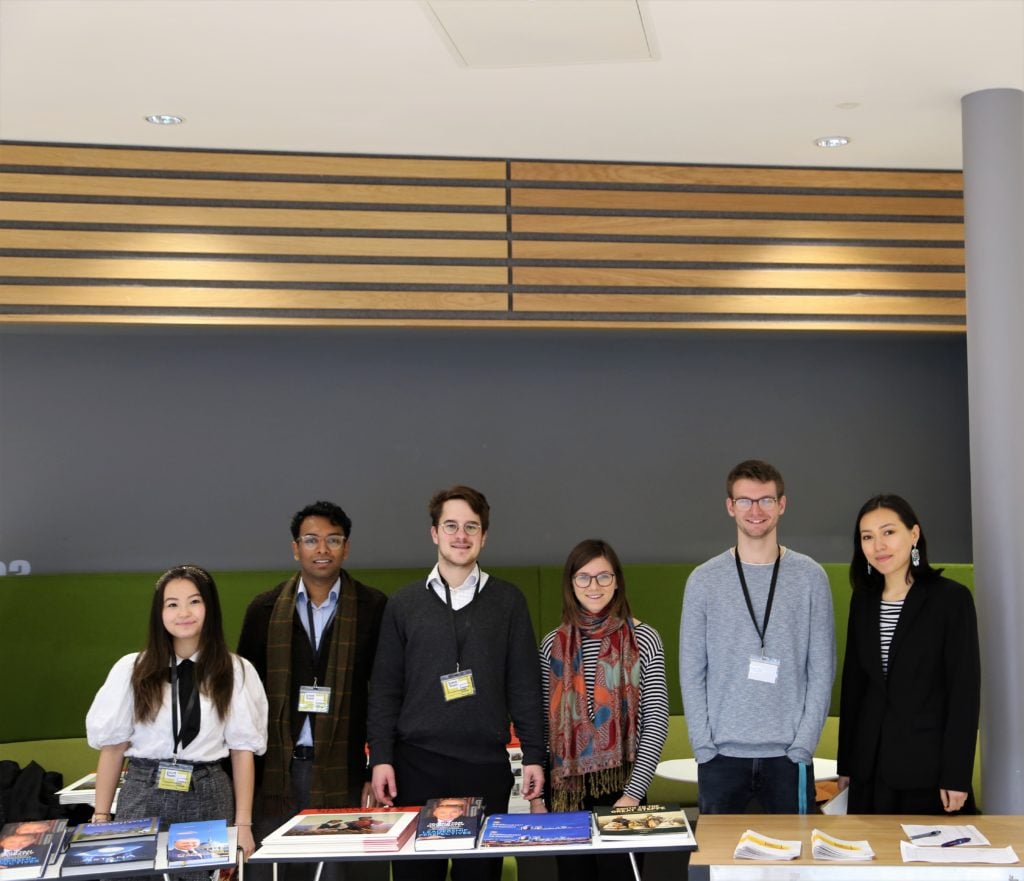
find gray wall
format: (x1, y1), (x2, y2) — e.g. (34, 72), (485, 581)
(0, 327), (970, 574)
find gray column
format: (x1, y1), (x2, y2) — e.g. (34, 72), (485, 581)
(962, 88), (1024, 813)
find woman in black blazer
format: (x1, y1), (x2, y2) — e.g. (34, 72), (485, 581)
(837, 494), (980, 814)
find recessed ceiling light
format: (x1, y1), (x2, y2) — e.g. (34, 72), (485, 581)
(815, 135), (850, 148)
(145, 114), (184, 125)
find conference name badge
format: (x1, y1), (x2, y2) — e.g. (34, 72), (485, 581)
(440, 669), (476, 701)
(748, 655), (780, 685)
(157, 762), (193, 792)
(298, 685), (332, 714)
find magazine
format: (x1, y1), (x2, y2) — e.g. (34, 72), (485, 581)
(479, 812), (591, 848)
(811, 828), (875, 860)
(69, 817), (159, 843)
(414, 797), (483, 851)
(733, 829), (801, 860)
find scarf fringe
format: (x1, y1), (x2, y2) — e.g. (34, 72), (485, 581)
(551, 764), (633, 813)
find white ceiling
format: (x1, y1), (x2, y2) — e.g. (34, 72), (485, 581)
(1, 0), (1022, 170)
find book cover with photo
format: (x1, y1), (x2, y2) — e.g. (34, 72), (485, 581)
(593, 803), (693, 840)
(166, 819), (231, 867)
(479, 812), (592, 848)
(414, 797), (483, 851)
(0, 822), (65, 881)
(261, 808), (420, 853)
(69, 817), (159, 843)
(60, 835), (158, 876)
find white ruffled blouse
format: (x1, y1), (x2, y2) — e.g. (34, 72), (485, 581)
(86, 652), (268, 762)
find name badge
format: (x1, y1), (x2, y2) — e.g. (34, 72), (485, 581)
(298, 685), (332, 714)
(440, 669), (476, 701)
(748, 655), (780, 685)
(157, 762), (193, 791)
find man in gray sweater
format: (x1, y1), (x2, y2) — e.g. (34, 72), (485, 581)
(680, 459), (835, 813)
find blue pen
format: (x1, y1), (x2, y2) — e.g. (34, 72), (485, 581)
(910, 830), (941, 840)
(941, 837), (971, 848)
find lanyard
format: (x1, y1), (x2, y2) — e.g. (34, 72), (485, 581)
(170, 659), (200, 759)
(304, 596), (337, 687)
(734, 547), (781, 655)
(442, 576), (479, 672)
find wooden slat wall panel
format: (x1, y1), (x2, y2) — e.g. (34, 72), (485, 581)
(509, 160), (965, 331)
(0, 143), (965, 330)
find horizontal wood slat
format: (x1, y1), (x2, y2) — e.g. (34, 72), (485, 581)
(511, 161), (963, 192)
(0, 173), (505, 207)
(0, 285), (508, 312)
(513, 240), (962, 267)
(511, 215), (963, 242)
(0, 142), (966, 331)
(512, 266), (964, 292)
(511, 187), (962, 217)
(513, 293), (965, 317)
(0, 257), (506, 286)
(1, 229), (506, 260)
(0, 144), (507, 180)
(0, 201), (508, 233)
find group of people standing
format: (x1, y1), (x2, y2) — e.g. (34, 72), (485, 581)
(83, 459), (981, 881)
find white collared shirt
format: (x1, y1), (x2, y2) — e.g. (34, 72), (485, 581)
(294, 577), (340, 746)
(426, 564), (489, 611)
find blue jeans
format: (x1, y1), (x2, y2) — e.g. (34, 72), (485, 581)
(697, 754), (815, 814)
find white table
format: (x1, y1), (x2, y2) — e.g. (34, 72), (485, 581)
(656, 757), (839, 783)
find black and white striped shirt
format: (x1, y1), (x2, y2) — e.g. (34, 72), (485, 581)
(879, 599), (904, 676)
(540, 621), (669, 802)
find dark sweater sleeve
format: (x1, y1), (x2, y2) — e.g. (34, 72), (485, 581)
(940, 581), (981, 792)
(366, 596), (407, 767)
(505, 590), (545, 767)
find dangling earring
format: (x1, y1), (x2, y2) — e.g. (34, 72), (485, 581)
(911, 545), (920, 567)
(866, 563), (872, 575)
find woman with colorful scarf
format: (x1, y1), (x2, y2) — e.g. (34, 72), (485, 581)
(538, 539), (669, 880)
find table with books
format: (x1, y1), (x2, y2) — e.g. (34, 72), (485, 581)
(0, 816), (240, 881)
(688, 813), (1024, 880)
(249, 801), (698, 881)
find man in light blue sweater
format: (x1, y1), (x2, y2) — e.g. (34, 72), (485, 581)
(680, 459), (835, 813)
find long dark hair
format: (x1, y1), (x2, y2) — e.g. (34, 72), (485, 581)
(561, 539), (632, 627)
(131, 564), (234, 723)
(849, 494), (942, 592)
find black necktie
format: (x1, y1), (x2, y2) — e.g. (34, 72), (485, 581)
(174, 659), (201, 748)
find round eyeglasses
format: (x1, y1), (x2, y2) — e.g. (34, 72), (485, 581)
(440, 520), (482, 536)
(573, 571), (615, 589)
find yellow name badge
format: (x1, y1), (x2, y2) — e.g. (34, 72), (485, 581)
(297, 685), (332, 714)
(440, 669), (476, 702)
(157, 762), (193, 792)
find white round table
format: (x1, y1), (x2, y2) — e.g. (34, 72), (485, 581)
(655, 756), (838, 784)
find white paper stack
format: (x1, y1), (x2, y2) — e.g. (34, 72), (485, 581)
(811, 828), (875, 860)
(733, 830), (801, 860)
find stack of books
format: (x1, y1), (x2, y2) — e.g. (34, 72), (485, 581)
(259, 808), (420, 855)
(413, 797), (484, 851)
(61, 817), (159, 876)
(0, 819), (68, 881)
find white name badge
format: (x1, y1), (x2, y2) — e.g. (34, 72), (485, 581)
(298, 685), (332, 714)
(440, 669), (476, 702)
(157, 762), (192, 792)
(748, 655), (780, 685)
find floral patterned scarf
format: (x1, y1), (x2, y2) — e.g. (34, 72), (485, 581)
(548, 613), (640, 812)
